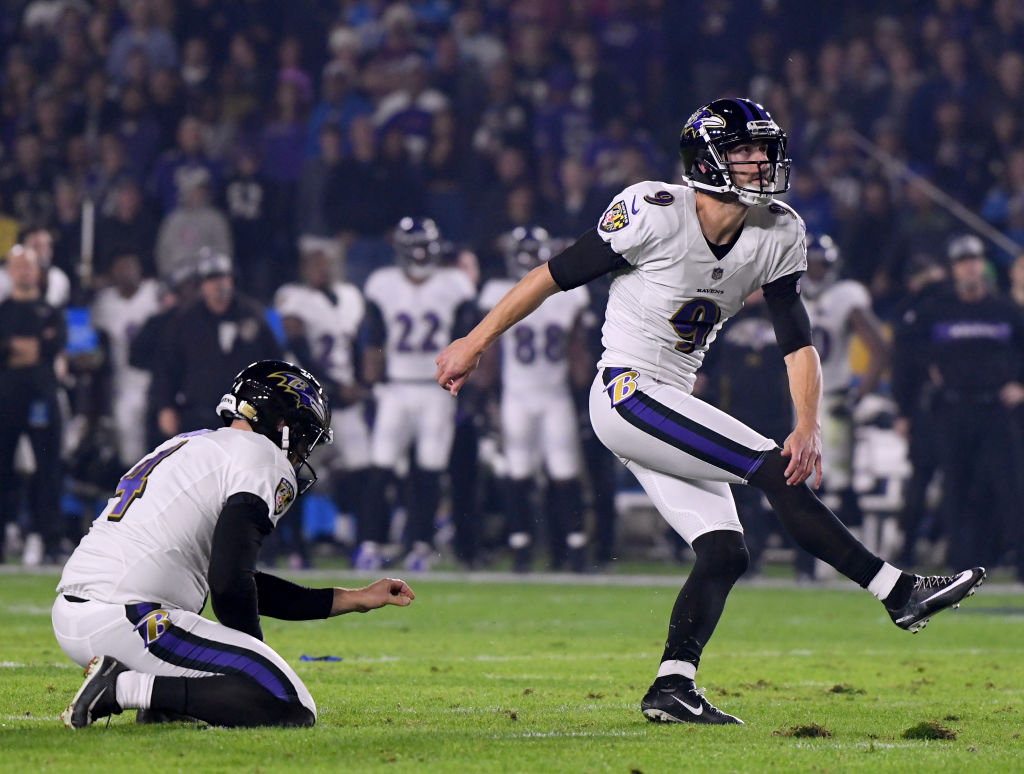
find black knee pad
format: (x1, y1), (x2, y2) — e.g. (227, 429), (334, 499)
(692, 530), (749, 585)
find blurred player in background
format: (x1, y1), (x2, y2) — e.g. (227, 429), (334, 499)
(359, 217), (477, 570)
(479, 226), (591, 571)
(796, 233), (888, 578)
(90, 251), (162, 467)
(438, 97), (985, 725)
(274, 236), (371, 557)
(55, 360), (414, 729)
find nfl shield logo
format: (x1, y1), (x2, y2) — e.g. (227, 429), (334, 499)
(711, 267), (723, 280)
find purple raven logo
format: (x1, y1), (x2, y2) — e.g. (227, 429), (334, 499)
(683, 107), (726, 138)
(269, 371), (327, 423)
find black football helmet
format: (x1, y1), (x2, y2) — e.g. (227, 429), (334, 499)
(802, 233), (841, 298)
(217, 360), (333, 494)
(393, 216), (443, 280)
(502, 225), (552, 279)
(679, 97), (791, 206)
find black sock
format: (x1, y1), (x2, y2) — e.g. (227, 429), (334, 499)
(883, 573), (917, 610)
(504, 478), (535, 541)
(660, 531), (748, 668)
(151, 675), (314, 728)
(749, 450), (883, 587)
(409, 468), (441, 545)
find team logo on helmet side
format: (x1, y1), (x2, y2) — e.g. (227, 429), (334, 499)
(268, 370), (327, 424)
(683, 108), (726, 138)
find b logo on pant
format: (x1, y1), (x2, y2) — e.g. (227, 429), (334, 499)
(134, 609), (172, 647)
(606, 370), (640, 407)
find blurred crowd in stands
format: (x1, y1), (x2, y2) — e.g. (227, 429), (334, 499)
(1, 0), (1023, 578)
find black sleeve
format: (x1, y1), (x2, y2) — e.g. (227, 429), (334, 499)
(150, 308), (187, 411)
(128, 315), (161, 372)
(762, 271), (813, 357)
(208, 492), (273, 640)
(547, 229), (627, 291)
(42, 305), (67, 359)
(890, 304), (928, 416)
(360, 301), (386, 349)
(285, 331), (316, 372)
(254, 573), (334, 620)
(452, 299), (480, 339)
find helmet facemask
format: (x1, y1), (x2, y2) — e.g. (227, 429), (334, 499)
(280, 419), (333, 496)
(394, 217), (444, 281)
(801, 233), (840, 299)
(504, 226), (552, 279)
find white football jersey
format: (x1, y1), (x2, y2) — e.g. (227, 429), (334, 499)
(91, 279), (162, 390)
(803, 279), (871, 392)
(479, 278), (589, 391)
(57, 428), (297, 612)
(596, 181), (806, 393)
(274, 281), (365, 386)
(364, 266), (476, 381)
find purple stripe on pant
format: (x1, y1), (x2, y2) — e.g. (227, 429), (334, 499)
(621, 392), (759, 474)
(133, 603), (292, 701)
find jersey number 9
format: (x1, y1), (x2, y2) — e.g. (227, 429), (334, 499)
(669, 298), (721, 354)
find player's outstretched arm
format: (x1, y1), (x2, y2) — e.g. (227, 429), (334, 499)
(781, 344), (823, 489)
(330, 578), (416, 616)
(436, 263), (560, 395)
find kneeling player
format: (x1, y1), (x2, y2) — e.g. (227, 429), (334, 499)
(55, 360), (414, 728)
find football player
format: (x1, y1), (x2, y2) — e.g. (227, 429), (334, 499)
(90, 252), (162, 467)
(54, 360), (414, 729)
(795, 233), (888, 578)
(274, 237), (371, 554)
(437, 97), (985, 725)
(360, 218), (477, 570)
(479, 226), (591, 571)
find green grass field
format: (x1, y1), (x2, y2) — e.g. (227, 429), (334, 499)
(1, 569), (1022, 774)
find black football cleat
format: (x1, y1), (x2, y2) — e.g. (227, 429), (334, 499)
(641, 676), (744, 725)
(61, 656), (127, 729)
(887, 567), (986, 633)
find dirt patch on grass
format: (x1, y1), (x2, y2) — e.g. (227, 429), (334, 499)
(902, 720), (956, 740)
(829, 684), (865, 695)
(774, 723), (833, 738)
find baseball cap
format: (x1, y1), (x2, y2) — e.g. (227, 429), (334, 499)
(947, 234), (985, 263)
(195, 248), (232, 279)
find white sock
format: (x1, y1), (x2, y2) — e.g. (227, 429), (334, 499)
(656, 660), (697, 680)
(867, 562), (903, 601)
(115, 671), (155, 710)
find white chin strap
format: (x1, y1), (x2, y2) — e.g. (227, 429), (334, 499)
(281, 424), (291, 453)
(736, 188), (775, 207)
(687, 177), (774, 207)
